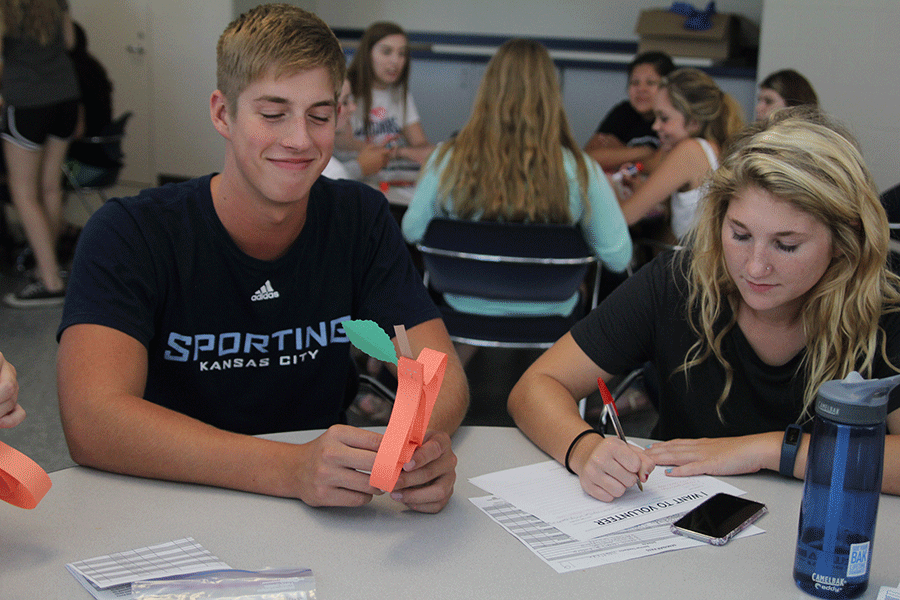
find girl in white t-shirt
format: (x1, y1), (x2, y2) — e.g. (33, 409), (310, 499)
(337, 22), (433, 165)
(322, 79), (390, 180)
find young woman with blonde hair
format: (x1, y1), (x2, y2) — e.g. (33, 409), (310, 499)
(402, 38), (631, 317)
(509, 107), (900, 501)
(0, 0), (79, 306)
(617, 67), (744, 240)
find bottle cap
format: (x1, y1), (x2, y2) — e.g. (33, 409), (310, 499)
(816, 371), (900, 425)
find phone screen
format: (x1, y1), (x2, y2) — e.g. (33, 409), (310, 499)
(671, 493), (766, 545)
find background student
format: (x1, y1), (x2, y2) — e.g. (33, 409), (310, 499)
(68, 21), (111, 141)
(583, 51), (675, 173)
(0, 0), (80, 307)
(616, 68), (744, 241)
(755, 68), (818, 121)
(66, 21), (116, 172)
(509, 107), (900, 502)
(337, 21), (434, 166)
(322, 77), (390, 179)
(402, 39), (632, 319)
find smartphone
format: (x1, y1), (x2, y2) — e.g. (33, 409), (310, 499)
(670, 493), (767, 546)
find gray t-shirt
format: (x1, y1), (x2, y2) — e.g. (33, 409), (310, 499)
(1, 0), (79, 107)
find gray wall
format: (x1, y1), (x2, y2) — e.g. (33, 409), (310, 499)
(409, 60), (758, 149)
(757, 0), (898, 192)
(315, 0), (762, 41)
(318, 0), (763, 151)
(86, 0), (893, 190)
(326, 0), (896, 191)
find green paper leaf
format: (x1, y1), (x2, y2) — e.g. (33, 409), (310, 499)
(342, 320), (398, 365)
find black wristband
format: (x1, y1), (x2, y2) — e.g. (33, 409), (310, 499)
(780, 424), (802, 477)
(565, 428), (603, 475)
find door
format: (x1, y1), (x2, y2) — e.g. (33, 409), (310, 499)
(69, 0), (154, 186)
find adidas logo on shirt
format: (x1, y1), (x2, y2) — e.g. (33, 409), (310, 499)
(251, 280), (280, 302)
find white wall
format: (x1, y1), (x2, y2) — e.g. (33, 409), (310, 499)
(758, 0), (899, 192)
(70, 1), (232, 185)
(149, 3), (232, 180)
(69, 0), (153, 184)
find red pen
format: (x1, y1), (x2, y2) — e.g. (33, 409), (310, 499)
(598, 378), (643, 491)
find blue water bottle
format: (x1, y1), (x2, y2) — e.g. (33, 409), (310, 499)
(793, 372), (900, 598)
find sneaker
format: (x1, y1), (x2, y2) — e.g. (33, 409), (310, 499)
(3, 280), (66, 308)
(14, 246), (35, 275)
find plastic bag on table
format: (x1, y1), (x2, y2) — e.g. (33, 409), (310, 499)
(131, 567), (316, 600)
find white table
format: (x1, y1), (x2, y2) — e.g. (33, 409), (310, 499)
(2, 426), (898, 599)
(365, 157), (420, 207)
(379, 181), (415, 207)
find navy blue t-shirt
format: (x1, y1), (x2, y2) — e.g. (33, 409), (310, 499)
(59, 175), (440, 434)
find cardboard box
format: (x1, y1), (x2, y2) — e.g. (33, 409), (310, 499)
(635, 9), (739, 62)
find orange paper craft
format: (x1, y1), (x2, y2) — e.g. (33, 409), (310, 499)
(369, 347), (447, 492)
(0, 440), (52, 509)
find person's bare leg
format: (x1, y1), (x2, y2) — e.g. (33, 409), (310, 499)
(40, 135), (71, 243)
(3, 139), (65, 291)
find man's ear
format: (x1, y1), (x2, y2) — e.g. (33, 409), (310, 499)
(210, 90), (231, 139)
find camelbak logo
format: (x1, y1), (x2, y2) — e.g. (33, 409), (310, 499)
(812, 572), (846, 593)
(251, 280), (280, 302)
(812, 574), (845, 586)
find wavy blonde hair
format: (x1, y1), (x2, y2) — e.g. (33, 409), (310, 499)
(662, 68), (745, 149)
(216, 4), (345, 114)
(434, 39), (587, 222)
(0, 0), (62, 45)
(683, 106), (900, 421)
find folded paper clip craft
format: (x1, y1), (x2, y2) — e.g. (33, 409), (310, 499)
(342, 320), (447, 493)
(0, 441), (52, 509)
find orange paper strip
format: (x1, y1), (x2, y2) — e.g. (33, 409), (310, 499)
(0, 441), (52, 509)
(369, 348), (447, 492)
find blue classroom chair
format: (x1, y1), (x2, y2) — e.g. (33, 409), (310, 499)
(416, 218), (602, 350)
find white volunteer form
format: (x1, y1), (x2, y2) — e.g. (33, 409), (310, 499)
(66, 537), (231, 599)
(877, 581), (900, 600)
(470, 494), (763, 573)
(470, 460), (748, 541)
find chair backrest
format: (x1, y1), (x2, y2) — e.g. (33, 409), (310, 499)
(64, 112), (132, 189)
(90, 111), (132, 165)
(417, 218), (597, 303)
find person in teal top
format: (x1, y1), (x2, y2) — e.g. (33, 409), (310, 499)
(402, 39), (632, 318)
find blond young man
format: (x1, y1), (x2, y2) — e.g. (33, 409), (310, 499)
(57, 4), (468, 513)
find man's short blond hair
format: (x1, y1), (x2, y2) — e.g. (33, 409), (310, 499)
(216, 3), (345, 112)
